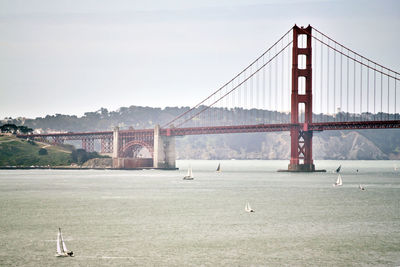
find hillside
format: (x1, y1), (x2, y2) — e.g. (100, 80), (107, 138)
(175, 131), (390, 160)
(0, 135), (73, 166)
(3, 106), (400, 160)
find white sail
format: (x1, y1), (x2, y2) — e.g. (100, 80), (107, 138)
(56, 230), (62, 255)
(245, 202), (254, 212)
(183, 166), (194, 180)
(337, 174), (343, 185)
(333, 174), (343, 186)
(56, 228), (72, 257)
(61, 233), (68, 253)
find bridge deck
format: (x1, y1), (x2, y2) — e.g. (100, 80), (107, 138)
(17, 120), (400, 139)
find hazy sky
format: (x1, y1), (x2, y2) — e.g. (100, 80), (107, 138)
(1, 0), (399, 119)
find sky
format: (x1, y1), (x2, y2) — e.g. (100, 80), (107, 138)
(0, 0), (399, 119)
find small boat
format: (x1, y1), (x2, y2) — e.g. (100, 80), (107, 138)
(216, 163), (221, 172)
(183, 166), (194, 180)
(245, 202), (254, 213)
(358, 184), (365, 190)
(55, 228), (74, 257)
(333, 174), (343, 187)
(335, 165), (342, 173)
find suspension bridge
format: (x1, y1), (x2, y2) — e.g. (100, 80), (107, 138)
(19, 25), (400, 171)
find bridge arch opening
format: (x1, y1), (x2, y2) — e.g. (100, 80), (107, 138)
(121, 141), (153, 158)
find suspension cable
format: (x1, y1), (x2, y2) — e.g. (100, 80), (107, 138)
(163, 28), (293, 128)
(312, 26), (400, 76)
(299, 27), (400, 81)
(175, 41), (293, 128)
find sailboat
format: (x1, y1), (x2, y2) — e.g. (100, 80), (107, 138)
(335, 165), (342, 173)
(333, 174), (343, 187)
(245, 202), (254, 213)
(183, 166), (194, 180)
(216, 163), (221, 172)
(55, 228), (74, 257)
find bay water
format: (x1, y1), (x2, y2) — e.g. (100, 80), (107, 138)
(0, 160), (399, 266)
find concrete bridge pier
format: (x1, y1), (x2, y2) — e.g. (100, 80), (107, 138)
(112, 126), (122, 168)
(153, 125), (176, 169)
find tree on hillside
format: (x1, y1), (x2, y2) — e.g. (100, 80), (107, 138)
(71, 149), (89, 165)
(71, 149), (108, 165)
(0, 124), (33, 134)
(17, 126), (33, 134)
(38, 148), (48, 155)
(0, 124), (17, 133)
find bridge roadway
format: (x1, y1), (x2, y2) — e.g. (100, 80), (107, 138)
(19, 120), (400, 139)
(17, 120), (400, 169)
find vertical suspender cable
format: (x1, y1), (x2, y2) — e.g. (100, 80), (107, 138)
(326, 39), (330, 121)
(269, 52), (272, 123)
(256, 58), (260, 123)
(237, 72), (241, 109)
(387, 71), (390, 120)
(320, 37), (323, 122)
(381, 68), (383, 120)
(395, 74), (397, 120)
(225, 79), (228, 122)
(333, 42), (336, 121)
(374, 64), (376, 120)
(244, 68), (247, 124)
(353, 54), (356, 121)
(275, 45), (278, 122)
(360, 59), (363, 120)
(262, 55), (266, 123)
(288, 39), (291, 123)
(281, 41), (284, 122)
(340, 47), (343, 121)
(347, 50), (349, 122)
(229, 82), (232, 125)
(367, 62), (369, 120)
(250, 65), (253, 123)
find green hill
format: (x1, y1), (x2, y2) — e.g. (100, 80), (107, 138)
(0, 135), (73, 167)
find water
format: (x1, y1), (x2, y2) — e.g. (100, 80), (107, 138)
(0, 160), (399, 266)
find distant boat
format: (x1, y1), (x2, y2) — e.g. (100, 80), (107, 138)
(55, 228), (74, 257)
(333, 174), (343, 187)
(183, 166), (194, 180)
(216, 163), (221, 172)
(336, 165), (342, 173)
(245, 202), (254, 213)
(358, 184), (365, 190)
(394, 165), (398, 171)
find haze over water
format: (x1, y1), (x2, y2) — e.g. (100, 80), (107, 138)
(0, 160), (399, 266)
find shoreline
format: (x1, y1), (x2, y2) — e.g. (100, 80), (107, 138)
(0, 166), (179, 170)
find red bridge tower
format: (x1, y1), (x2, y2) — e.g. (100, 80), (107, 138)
(288, 25), (316, 172)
